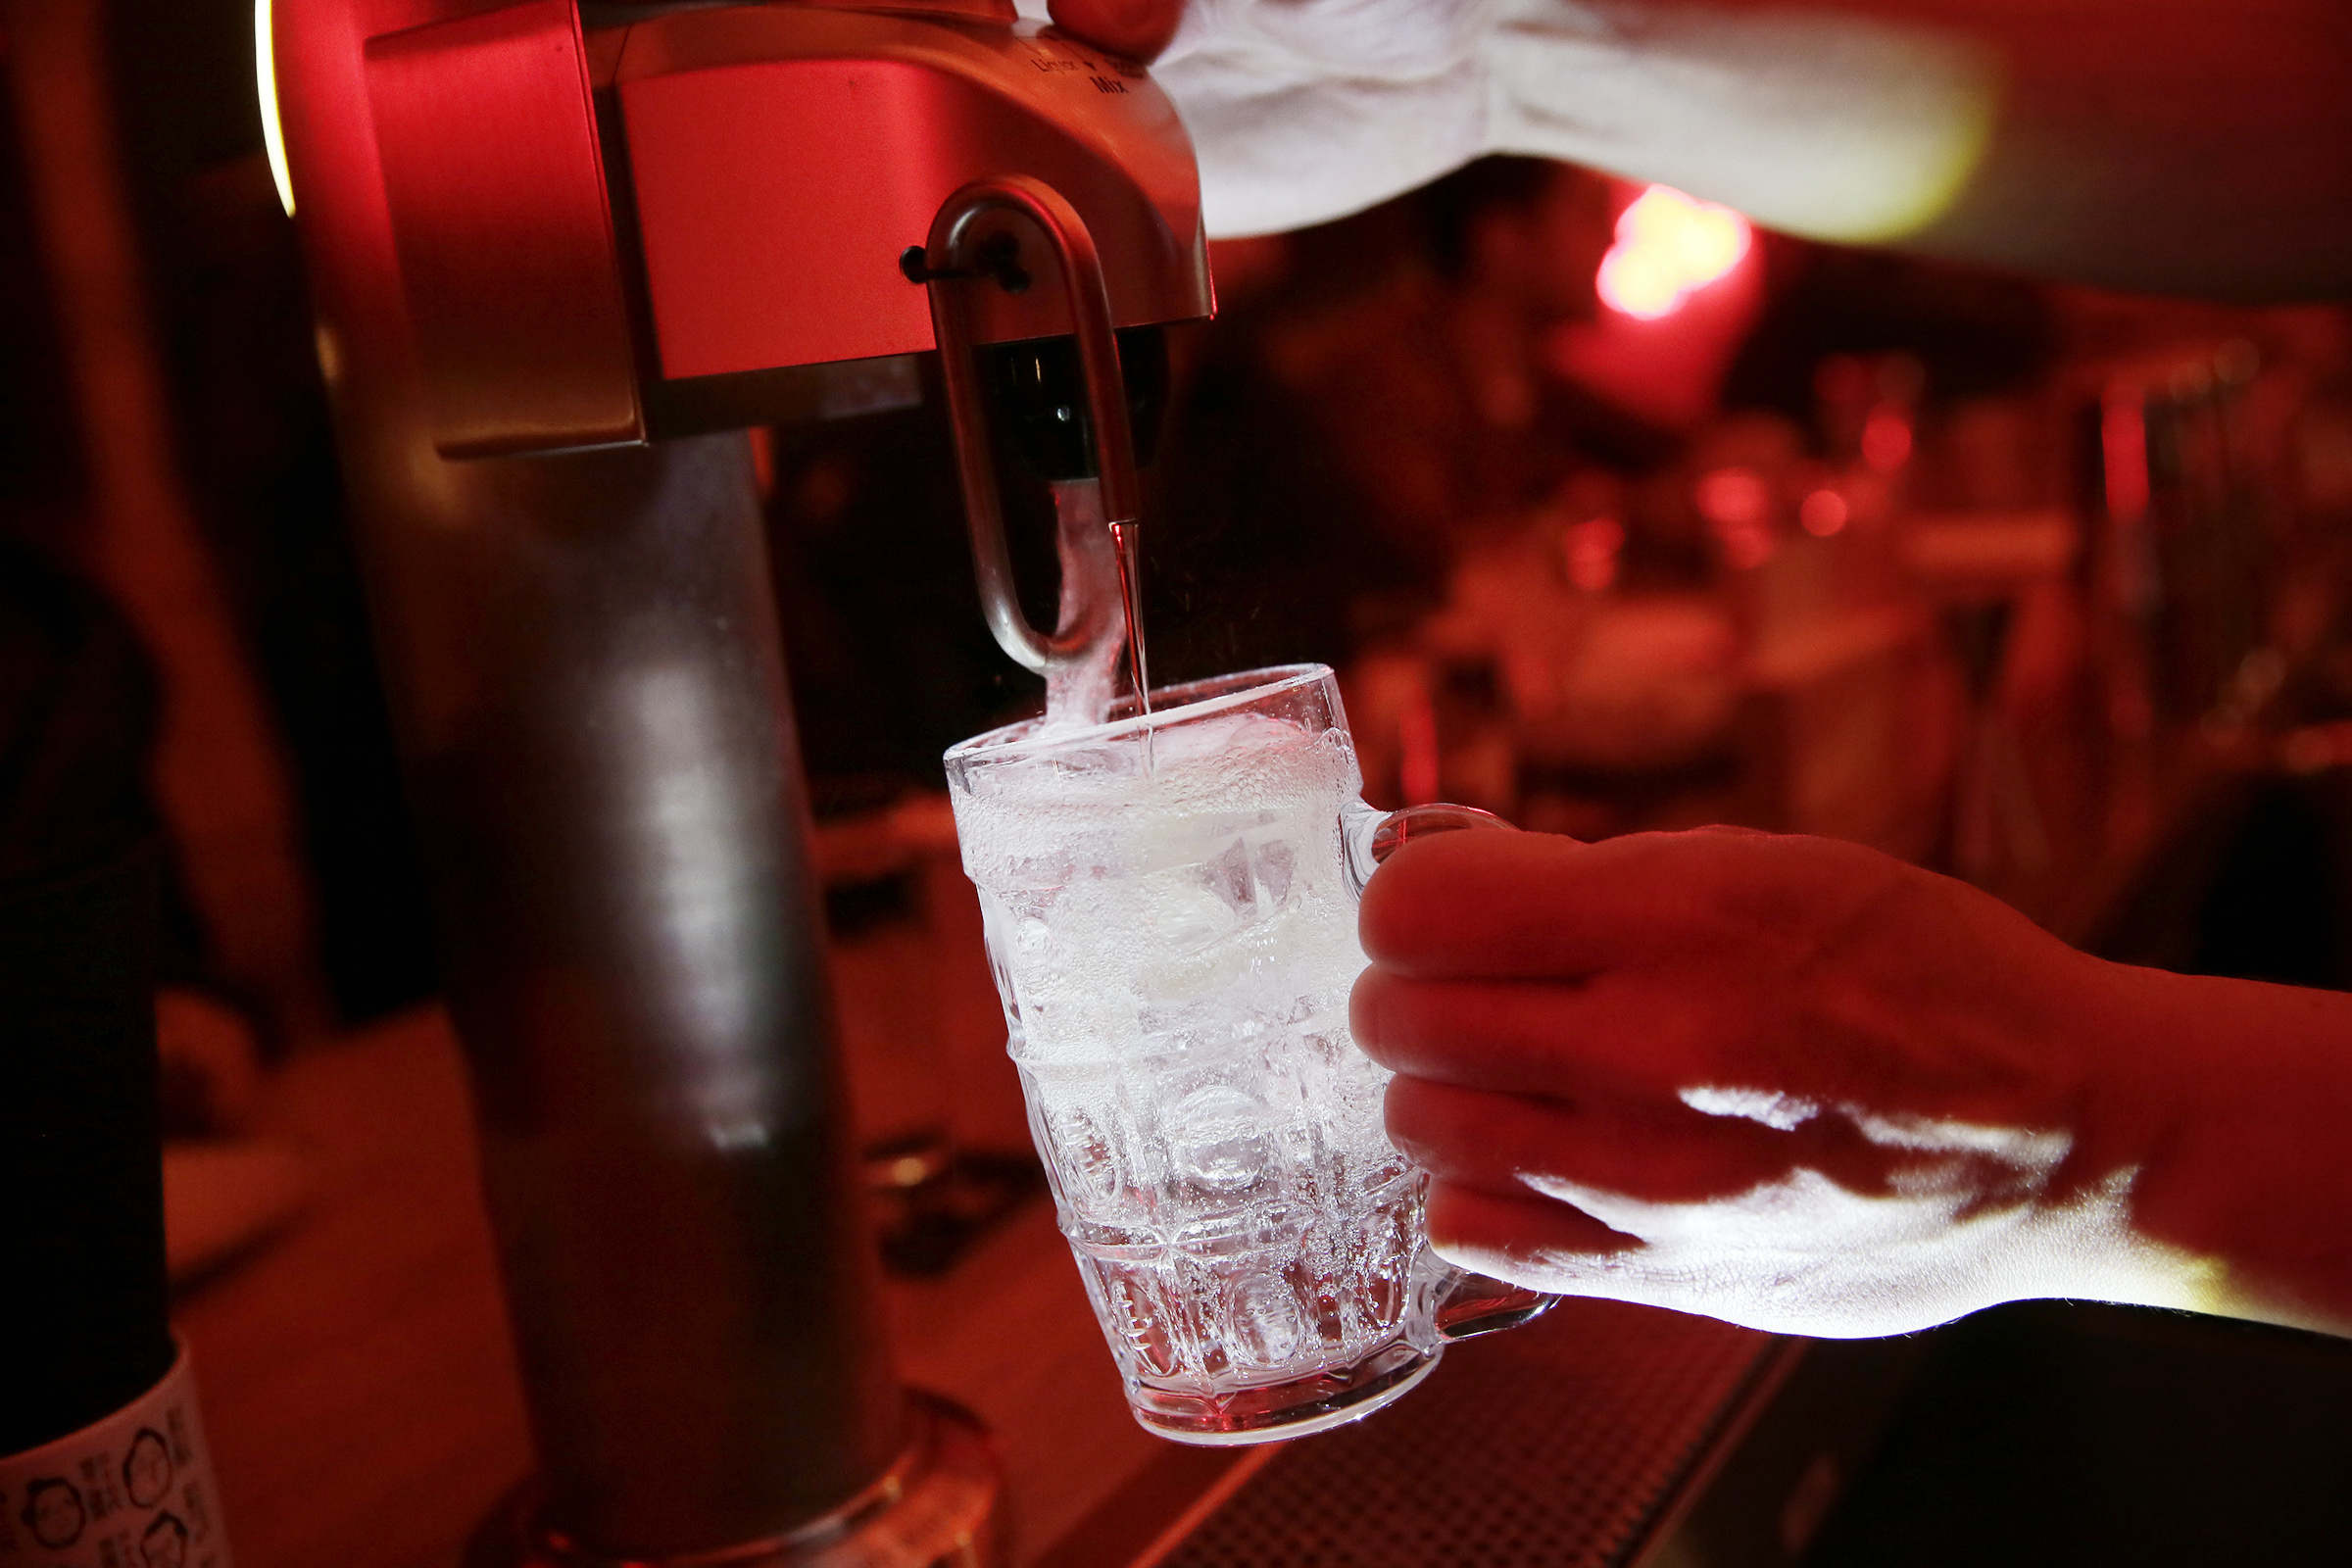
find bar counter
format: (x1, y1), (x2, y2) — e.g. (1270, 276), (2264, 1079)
(172, 1006), (1818, 1568)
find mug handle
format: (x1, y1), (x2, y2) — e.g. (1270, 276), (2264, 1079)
(1340, 799), (1560, 1341)
(1340, 798), (1511, 899)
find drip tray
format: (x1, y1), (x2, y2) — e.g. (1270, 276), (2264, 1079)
(1041, 1298), (1815, 1568)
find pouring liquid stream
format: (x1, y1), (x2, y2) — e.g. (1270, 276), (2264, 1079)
(1043, 478), (1153, 760)
(1110, 518), (1151, 718)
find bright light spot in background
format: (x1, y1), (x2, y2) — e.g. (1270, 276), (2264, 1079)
(256, 0), (294, 217)
(1550, 182), (1768, 433)
(1597, 187), (1752, 320)
(1862, 407), (1914, 471)
(1693, 467), (1770, 529)
(1799, 488), (1849, 537)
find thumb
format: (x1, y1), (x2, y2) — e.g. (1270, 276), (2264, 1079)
(1049, 0), (1184, 60)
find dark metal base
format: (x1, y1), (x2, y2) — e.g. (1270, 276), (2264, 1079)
(466, 1391), (1003, 1568)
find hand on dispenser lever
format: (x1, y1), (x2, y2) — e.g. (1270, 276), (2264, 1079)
(1351, 830), (2352, 1342)
(1049, 0), (2352, 299)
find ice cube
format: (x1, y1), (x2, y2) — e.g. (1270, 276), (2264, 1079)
(1166, 1085), (1273, 1192)
(1144, 860), (1247, 955)
(1204, 837), (1254, 915)
(1250, 836), (1297, 907)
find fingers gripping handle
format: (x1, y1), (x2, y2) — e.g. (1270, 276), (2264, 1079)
(1342, 799), (1560, 1339)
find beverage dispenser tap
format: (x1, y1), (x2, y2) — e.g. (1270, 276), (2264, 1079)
(265, 0), (1211, 1562)
(913, 174), (1161, 709)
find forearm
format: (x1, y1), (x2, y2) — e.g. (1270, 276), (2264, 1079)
(1147, 0), (2352, 299)
(2096, 963), (2352, 1336)
(1487, 0), (2352, 300)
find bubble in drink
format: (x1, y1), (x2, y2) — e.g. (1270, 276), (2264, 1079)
(951, 700), (1434, 1436)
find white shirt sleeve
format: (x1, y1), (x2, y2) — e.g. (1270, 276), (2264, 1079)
(1147, 0), (1998, 243)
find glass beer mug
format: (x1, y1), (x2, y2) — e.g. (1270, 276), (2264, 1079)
(945, 664), (1553, 1444)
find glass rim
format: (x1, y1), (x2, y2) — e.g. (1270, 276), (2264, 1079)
(943, 662), (1333, 767)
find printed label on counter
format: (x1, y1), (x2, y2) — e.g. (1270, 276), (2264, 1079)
(0, 1342), (230, 1568)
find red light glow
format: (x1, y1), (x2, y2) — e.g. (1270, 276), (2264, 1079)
(1693, 467), (1771, 529)
(1597, 186), (1753, 320)
(1695, 468), (1776, 569)
(2102, 387), (2150, 522)
(1861, 408), (1914, 471)
(1564, 516), (1626, 592)
(1399, 697), (1440, 807)
(1799, 488), (1849, 537)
